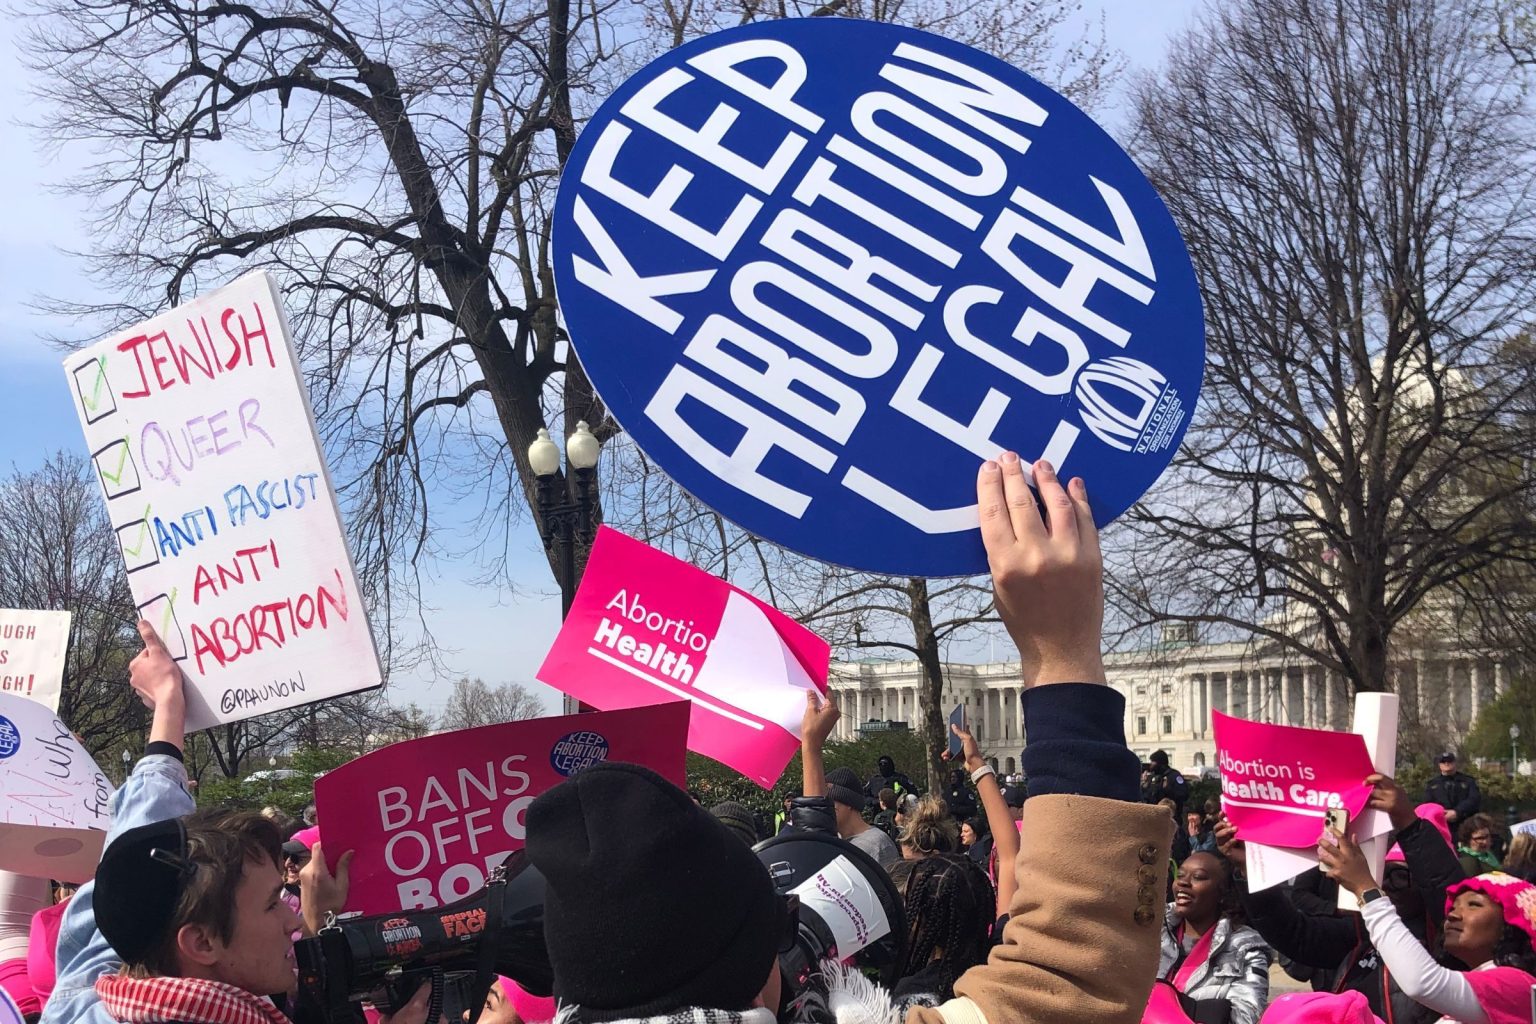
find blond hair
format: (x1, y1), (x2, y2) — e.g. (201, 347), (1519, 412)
(898, 794), (960, 857)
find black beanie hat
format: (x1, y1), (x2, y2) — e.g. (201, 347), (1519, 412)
(525, 762), (786, 1019)
(710, 800), (758, 846)
(825, 767), (865, 810)
(94, 817), (193, 961)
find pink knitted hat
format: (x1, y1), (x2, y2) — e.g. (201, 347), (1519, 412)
(1385, 803), (1452, 863)
(498, 977), (556, 1023)
(1260, 991), (1383, 1024)
(1444, 872), (1536, 944)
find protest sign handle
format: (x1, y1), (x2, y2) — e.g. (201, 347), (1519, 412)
(1339, 692), (1399, 912)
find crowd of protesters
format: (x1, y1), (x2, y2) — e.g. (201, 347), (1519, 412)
(4, 456), (1536, 1024)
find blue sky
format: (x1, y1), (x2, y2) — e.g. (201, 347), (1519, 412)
(0, 0), (1204, 718)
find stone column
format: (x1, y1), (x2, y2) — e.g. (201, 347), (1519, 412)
(1199, 674), (1210, 738)
(1015, 686), (1026, 744)
(1301, 668), (1314, 728)
(1470, 663), (1484, 719)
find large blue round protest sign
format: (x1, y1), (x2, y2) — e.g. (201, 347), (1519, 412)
(552, 19), (1203, 576)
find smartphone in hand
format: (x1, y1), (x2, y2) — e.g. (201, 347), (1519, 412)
(1324, 807), (1349, 843)
(947, 705), (965, 760)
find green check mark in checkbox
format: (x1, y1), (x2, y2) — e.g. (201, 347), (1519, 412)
(120, 507), (153, 559)
(160, 588), (178, 637)
(97, 441), (131, 487)
(80, 356), (110, 413)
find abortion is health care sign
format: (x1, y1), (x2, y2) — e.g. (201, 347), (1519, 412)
(64, 272), (382, 732)
(538, 526), (830, 787)
(0, 692), (114, 883)
(315, 701), (690, 913)
(1211, 711), (1378, 850)
(551, 19), (1204, 577)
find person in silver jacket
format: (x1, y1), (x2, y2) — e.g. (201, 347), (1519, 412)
(1155, 851), (1271, 1024)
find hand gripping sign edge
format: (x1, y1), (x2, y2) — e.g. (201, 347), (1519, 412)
(551, 18), (1205, 577)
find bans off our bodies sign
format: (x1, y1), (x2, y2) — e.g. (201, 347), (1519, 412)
(316, 702), (690, 913)
(552, 19), (1204, 576)
(64, 273), (382, 731)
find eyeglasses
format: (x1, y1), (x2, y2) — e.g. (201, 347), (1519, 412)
(1471, 833), (1492, 843)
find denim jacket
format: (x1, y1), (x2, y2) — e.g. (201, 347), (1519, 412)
(39, 754), (195, 1024)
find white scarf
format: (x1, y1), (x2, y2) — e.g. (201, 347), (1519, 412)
(550, 962), (911, 1024)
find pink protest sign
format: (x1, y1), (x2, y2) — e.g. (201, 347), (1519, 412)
(1212, 711), (1377, 849)
(537, 527), (830, 788)
(315, 701), (689, 913)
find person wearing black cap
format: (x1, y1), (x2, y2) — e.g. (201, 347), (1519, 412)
(710, 801), (760, 846)
(42, 622), (394, 1024)
(522, 455), (1173, 1024)
(864, 755), (917, 807)
(42, 620), (197, 1024)
(1139, 749), (1188, 821)
(1424, 751), (1481, 825)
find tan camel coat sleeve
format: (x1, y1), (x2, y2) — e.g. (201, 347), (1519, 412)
(906, 794), (1173, 1024)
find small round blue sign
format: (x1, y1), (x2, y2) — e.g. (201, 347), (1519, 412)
(0, 715), (19, 759)
(550, 730), (611, 776)
(552, 19), (1203, 576)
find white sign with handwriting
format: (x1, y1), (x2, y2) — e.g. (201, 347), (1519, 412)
(0, 692), (115, 881)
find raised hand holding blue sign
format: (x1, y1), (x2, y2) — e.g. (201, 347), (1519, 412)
(552, 19), (1203, 576)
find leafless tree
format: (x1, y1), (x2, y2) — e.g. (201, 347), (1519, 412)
(0, 452), (145, 759)
(24, 0), (1115, 771)
(1116, 0), (1536, 744)
(23, 0), (624, 673)
(601, 0), (1120, 789)
(436, 676), (545, 730)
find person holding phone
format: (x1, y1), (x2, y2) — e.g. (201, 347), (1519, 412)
(1217, 776), (1465, 1022)
(1319, 826), (1536, 1024)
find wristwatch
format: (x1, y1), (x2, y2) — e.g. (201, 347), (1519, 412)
(1356, 887), (1385, 908)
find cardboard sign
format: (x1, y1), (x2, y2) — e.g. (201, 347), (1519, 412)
(550, 19), (1204, 576)
(1212, 711), (1377, 850)
(537, 527), (829, 787)
(0, 610), (70, 711)
(63, 272), (382, 731)
(0, 692), (114, 882)
(315, 701), (691, 913)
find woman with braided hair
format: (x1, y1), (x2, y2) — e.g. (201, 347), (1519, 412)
(887, 853), (999, 1007)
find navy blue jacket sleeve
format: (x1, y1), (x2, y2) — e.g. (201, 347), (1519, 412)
(1021, 683), (1140, 802)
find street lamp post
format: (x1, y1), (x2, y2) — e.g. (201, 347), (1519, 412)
(1512, 724), (1521, 777)
(121, 748), (131, 784)
(529, 421), (601, 713)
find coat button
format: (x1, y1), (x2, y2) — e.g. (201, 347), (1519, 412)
(1134, 905), (1157, 926)
(1137, 864), (1160, 886)
(1139, 843), (1159, 864)
(1137, 885), (1155, 906)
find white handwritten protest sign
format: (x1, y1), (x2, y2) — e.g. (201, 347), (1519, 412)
(64, 271), (382, 731)
(0, 610), (70, 712)
(0, 692), (114, 882)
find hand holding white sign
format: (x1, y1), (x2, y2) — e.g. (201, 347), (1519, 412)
(130, 620), (188, 751)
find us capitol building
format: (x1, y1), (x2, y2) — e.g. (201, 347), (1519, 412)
(825, 623), (1512, 774)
